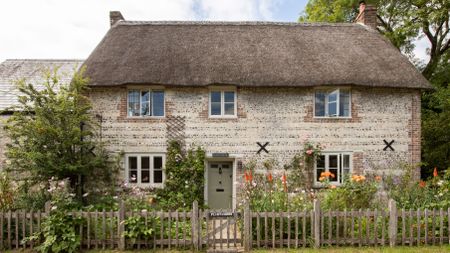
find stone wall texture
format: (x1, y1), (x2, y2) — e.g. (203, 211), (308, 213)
(87, 86), (421, 179)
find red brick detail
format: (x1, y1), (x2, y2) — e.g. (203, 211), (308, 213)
(352, 152), (364, 175)
(408, 91), (421, 178)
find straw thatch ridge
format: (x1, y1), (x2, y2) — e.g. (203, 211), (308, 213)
(83, 21), (431, 89)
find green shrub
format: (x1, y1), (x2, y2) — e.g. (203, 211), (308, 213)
(321, 174), (379, 210)
(156, 141), (205, 210)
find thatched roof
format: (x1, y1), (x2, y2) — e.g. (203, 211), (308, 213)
(0, 59), (83, 111)
(83, 21), (431, 89)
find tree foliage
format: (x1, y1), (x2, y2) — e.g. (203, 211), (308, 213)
(422, 56), (450, 173)
(300, 0), (450, 79)
(3, 68), (113, 200)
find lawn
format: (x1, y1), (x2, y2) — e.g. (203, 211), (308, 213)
(6, 246), (450, 253)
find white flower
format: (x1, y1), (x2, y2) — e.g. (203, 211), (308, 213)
(51, 206), (57, 211)
(113, 196), (119, 199)
(82, 192), (89, 197)
(437, 180), (444, 186)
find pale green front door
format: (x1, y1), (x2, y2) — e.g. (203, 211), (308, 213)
(207, 162), (233, 209)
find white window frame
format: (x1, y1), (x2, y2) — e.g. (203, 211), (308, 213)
(208, 87), (237, 118)
(313, 88), (351, 118)
(314, 152), (353, 187)
(127, 87), (165, 118)
(125, 153), (166, 188)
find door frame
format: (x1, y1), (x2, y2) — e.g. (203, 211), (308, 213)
(204, 155), (240, 210)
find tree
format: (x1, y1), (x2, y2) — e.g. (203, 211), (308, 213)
(300, 0), (450, 79)
(422, 56), (450, 173)
(3, 68), (113, 201)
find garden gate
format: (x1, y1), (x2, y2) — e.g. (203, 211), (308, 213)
(201, 208), (243, 252)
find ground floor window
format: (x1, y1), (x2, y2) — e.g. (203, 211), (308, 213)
(314, 152), (352, 186)
(125, 153), (165, 187)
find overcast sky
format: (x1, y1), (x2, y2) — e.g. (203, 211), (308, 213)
(0, 0), (429, 63)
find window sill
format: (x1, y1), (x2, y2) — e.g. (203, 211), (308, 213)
(313, 116), (352, 119)
(208, 115), (238, 119)
(127, 116), (166, 119)
(127, 183), (164, 189)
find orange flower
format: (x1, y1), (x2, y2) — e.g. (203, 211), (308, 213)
(282, 173), (287, 184)
(419, 180), (426, 188)
(433, 167), (438, 177)
(244, 171), (253, 183)
(329, 185), (337, 189)
(375, 176), (382, 182)
(319, 176), (326, 181)
(351, 174), (366, 182)
(267, 172), (273, 182)
(282, 173), (288, 192)
(320, 171), (335, 179)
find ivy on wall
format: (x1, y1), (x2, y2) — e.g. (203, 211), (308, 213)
(156, 141), (206, 210)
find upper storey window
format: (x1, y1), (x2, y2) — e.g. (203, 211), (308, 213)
(314, 88), (351, 117)
(128, 89), (165, 117)
(209, 88), (236, 117)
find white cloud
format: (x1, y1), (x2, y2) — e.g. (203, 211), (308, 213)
(0, 0), (280, 62)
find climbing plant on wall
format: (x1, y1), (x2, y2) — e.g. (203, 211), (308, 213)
(155, 141), (205, 210)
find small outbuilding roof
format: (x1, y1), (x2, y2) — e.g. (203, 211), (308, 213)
(0, 59), (83, 111)
(83, 21), (431, 89)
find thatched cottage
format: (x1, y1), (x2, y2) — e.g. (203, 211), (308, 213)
(81, 6), (430, 209)
(0, 5), (431, 209)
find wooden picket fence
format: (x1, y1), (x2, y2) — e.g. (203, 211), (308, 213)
(0, 200), (450, 251)
(242, 200), (450, 250)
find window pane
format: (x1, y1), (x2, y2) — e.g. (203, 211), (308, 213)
(315, 91), (325, 117)
(154, 157), (163, 169)
(129, 170), (137, 183)
(128, 90), (140, 116)
(154, 170), (163, 183)
(224, 91), (235, 103)
(328, 102), (337, 116)
(339, 90), (350, 117)
(329, 169), (338, 182)
(329, 155), (338, 168)
(128, 156), (138, 183)
(141, 170), (150, 183)
(211, 102), (221, 115)
(129, 157), (137, 170)
(141, 91), (150, 116)
(141, 156), (150, 183)
(152, 91), (165, 116)
(141, 157), (150, 169)
(316, 155), (325, 168)
(224, 103), (235, 115)
(316, 168), (324, 182)
(211, 91), (221, 103)
(343, 154), (350, 169)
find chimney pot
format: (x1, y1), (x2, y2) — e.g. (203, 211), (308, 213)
(110, 11), (124, 27)
(355, 1), (378, 30)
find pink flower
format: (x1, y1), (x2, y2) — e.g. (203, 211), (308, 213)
(306, 149), (313, 155)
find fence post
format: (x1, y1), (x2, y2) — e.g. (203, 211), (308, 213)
(44, 201), (51, 214)
(244, 202), (251, 251)
(313, 199), (321, 248)
(118, 200), (126, 250)
(388, 199), (397, 247)
(192, 201), (199, 251)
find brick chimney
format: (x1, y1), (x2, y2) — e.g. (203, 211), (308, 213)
(110, 11), (124, 27)
(355, 1), (378, 30)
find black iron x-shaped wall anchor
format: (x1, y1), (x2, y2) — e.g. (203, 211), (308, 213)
(383, 140), (395, 151)
(257, 142), (269, 154)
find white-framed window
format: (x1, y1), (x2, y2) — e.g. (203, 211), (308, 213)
(128, 89), (165, 117)
(314, 152), (352, 186)
(125, 153), (165, 187)
(314, 88), (351, 117)
(209, 89), (237, 117)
